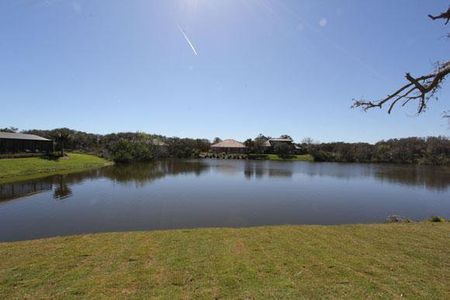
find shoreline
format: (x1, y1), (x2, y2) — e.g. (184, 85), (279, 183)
(1, 218), (447, 244)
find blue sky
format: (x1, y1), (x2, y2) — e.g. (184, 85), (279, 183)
(0, 0), (449, 143)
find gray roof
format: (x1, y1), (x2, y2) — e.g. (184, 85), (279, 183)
(0, 132), (51, 141)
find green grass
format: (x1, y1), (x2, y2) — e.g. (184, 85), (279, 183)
(266, 154), (314, 161)
(0, 223), (449, 299)
(0, 153), (112, 184)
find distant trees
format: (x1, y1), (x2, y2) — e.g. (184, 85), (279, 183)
(20, 128), (210, 162)
(0, 127), (18, 133)
(253, 134), (269, 153)
(301, 137), (315, 145)
(110, 140), (155, 163)
(307, 137), (450, 165)
(213, 137), (222, 144)
(243, 135), (267, 153)
(51, 128), (72, 156)
(166, 138), (210, 159)
(13, 127), (449, 165)
(244, 138), (254, 150)
(25, 128), (101, 154)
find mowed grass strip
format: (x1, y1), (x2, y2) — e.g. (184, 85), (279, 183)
(0, 223), (449, 299)
(0, 153), (112, 184)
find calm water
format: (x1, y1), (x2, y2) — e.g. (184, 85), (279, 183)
(1, 160), (449, 241)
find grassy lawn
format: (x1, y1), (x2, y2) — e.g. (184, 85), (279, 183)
(0, 223), (448, 298)
(0, 153), (112, 184)
(266, 154), (314, 161)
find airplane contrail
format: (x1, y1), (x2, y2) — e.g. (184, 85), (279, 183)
(177, 25), (198, 56)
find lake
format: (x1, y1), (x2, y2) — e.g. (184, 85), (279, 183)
(1, 159), (449, 241)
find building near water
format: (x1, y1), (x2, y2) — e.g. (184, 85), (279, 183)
(267, 137), (294, 147)
(211, 139), (247, 153)
(260, 137), (298, 153)
(0, 132), (53, 154)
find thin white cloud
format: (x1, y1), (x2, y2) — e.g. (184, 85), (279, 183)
(177, 25), (198, 56)
(319, 18), (327, 27)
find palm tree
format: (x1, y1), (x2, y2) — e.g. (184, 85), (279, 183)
(52, 128), (72, 156)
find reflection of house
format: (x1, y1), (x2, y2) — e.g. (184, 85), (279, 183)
(0, 132), (53, 154)
(211, 139), (247, 153)
(0, 181), (52, 201)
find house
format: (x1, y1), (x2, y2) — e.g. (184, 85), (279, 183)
(259, 137), (295, 152)
(211, 139), (247, 153)
(0, 132), (54, 154)
(268, 137), (294, 148)
(256, 137), (303, 154)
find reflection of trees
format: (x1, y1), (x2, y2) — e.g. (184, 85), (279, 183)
(298, 162), (450, 191)
(373, 166), (450, 192)
(100, 160), (208, 186)
(244, 161), (293, 179)
(53, 175), (72, 200)
(0, 161), (209, 202)
(0, 160), (447, 203)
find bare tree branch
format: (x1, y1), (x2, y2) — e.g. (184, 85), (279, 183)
(353, 7), (449, 115)
(353, 62), (449, 114)
(428, 7), (450, 24)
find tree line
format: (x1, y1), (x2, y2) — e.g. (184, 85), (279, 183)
(1, 128), (449, 165)
(305, 137), (449, 166)
(19, 128), (209, 163)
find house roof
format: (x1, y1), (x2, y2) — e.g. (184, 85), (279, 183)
(0, 132), (51, 141)
(211, 139), (246, 148)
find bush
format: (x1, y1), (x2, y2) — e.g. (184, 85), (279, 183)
(429, 216), (446, 223)
(110, 140), (155, 163)
(274, 143), (291, 159)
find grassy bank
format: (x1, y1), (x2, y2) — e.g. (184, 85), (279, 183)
(0, 153), (112, 184)
(265, 154), (314, 161)
(0, 223), (449, 298)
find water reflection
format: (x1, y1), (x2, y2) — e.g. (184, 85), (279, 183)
(373, 165), (450, 191)
(0, 160), (448, 203)
(53, 175), (73, 200)
(295, 163), (449, 191)
(0, 181), (52, 201)
(244, 161), (293, 178)
(0, 160), (449, 241)
(0, 160), (210, 202)
(102, 160), (208, 186)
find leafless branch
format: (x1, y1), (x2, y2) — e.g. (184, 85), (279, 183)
(353, 7), (449, 115)
(428, 7), (450, 24)
(353, 62), (449, 114)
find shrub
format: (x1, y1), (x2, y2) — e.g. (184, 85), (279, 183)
(274, 143), (291, 159)
(429, 216), (446, 222)
(110, 140), (155, 163)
